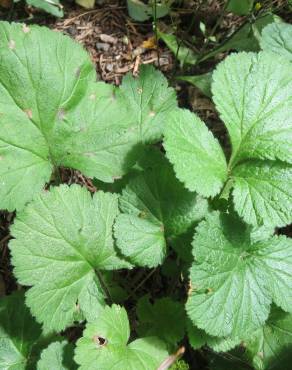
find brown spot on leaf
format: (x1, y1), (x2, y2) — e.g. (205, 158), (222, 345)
(92, 335), (108, 347)
(58, 108), (66, 120)
(138, 211), (147, 218)
(137, 87), (143, 94)
(0, 156), (3, 161)
(22, 24), (30, 33)
(8, 40), (15, 50)
(149, 111), (155, 117)
(75, 67), (81, 78)
(84, 152), (95, 157)
(89, 94), (96, 100)
(24, 109), (33, 119)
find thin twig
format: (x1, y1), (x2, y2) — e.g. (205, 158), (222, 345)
(126, 268), (157, 300)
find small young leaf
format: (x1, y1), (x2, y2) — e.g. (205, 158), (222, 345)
(9, 185), (131, 332)
(0, 291), (42, 369)
(114, 153), (209, 267)
(37, 341), (76, 370)
(199, 14), (278, 62)
(74, 304), (168, 370)
(186, 319), (240, 352)
(177, 72), (212, 97)
(164, 109), (228, 197)
(137, 296), (186, 345)
(158, 30), (198, 66)
(26, 0), (64, 17)
(227, 0), (254, 15)
(244, 308), (292, 370)
(261, 22), (292, 62)
(186, 211), (292, 338)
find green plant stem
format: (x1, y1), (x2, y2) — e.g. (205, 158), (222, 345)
(199, 0), (231, 57)
(152, 0), (160, 66)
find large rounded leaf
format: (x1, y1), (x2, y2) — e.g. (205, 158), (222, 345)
(186, 211), (292, 338)
(0, 22), (177, 211)
(9, 185), (131, 332)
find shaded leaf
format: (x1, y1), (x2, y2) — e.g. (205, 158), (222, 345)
(158, 30), (198, 65)
(26, 0), (63, 17)
(244, 308), (292, 370)
(137, 296), (186, 345)
(177, 72), (212, 97)
(0, 291), (42, 370)
(227, 0), (254, 15)
(37, 341), (76, 370)
(114, 152), (209, 267)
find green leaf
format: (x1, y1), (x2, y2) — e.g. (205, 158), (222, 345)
(137, 296), (186, 345)
(261, 22), (292, 62)
(0, 22), (175, 211)
(170, 360), (190, 370)
(0, 291), (42, 370)
(0, 22), (94, 211)
(37, 341), (76, 370)
(114, 152), (209, 267)
(186, 211), (292, 338)
(164, 109), (228, 197)
(244, 308), (292, 370)
(158, 30), (198, 66)
(177, 72), (212, 97)
(200, 14), (280, 62)
(74, 304), (168, 370)
(75, 0), (94, 9)
(213, 51), (292, 166)
(227, 0), (254, 15)
(118, 64), (177, 143)
(26, 0), (63, 17)
(9, 185), (131, 332)
(187, 319), (240, 352)
(232, 160), (292, 227)
(127, 0), (172, 21)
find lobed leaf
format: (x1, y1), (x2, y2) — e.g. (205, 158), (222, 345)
(9, 185), (131, 332)
(261, 22), (292, 62)
(186, 211), (292, 338)
(37, 341), (76, 370)
(165, 51), (292, 227)
(137, 296), (186, 345)
(114, 152), (209, 267)
(0, 291), (42, 370)
(0, 22), (176, 211)
(244, 308), (292, 370)
(74, 304), (168, 370)
(212, 52), (292, 166)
